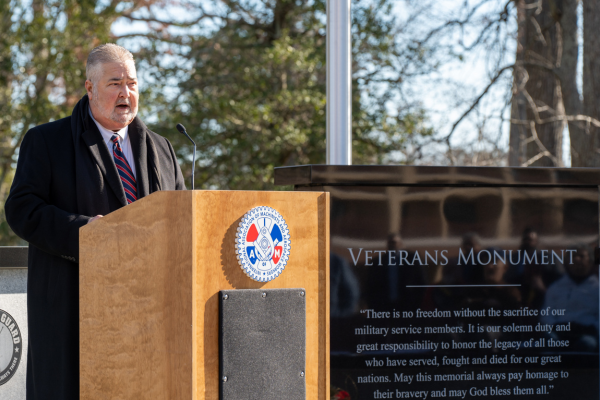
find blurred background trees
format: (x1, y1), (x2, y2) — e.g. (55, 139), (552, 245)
(124, 0), (434, 189)
(422, 0), (600, 168)
(0, 0), (122, 244)
(509, 0), (600, 167)
(2, 0), (600, 243)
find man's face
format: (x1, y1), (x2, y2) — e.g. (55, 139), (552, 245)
(522, 231), (538, 249)
(85, 61), (139, 131)
(484, 261), (507, 284)
(567, 249), (592, 280)
(461, 237), (482, 253)
(387, 234), (402, 251)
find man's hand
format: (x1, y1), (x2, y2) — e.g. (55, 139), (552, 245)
(88, 215), (103, 223)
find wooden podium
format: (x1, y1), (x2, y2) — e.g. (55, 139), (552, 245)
(79, 190), (329, 399)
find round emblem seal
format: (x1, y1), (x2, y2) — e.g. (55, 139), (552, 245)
(235, 206), (291, 282)
(0, 310), (22, 386)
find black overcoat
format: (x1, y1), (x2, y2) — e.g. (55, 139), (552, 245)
(5, 96), (186, 399)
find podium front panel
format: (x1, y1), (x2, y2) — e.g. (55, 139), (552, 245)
(80, 190), (329, 400)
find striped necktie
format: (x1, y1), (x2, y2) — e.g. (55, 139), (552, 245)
(111, 135), (137, 204)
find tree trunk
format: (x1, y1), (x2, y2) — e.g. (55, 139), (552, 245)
(575, 0), (600, 166)
(509, 0), (529, 166)
(509, 0), (563, 167)
(557, 0), (586, 166)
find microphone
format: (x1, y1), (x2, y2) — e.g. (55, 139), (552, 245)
(176, 123), (196, 190)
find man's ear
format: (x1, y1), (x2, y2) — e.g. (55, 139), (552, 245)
(85, 80), (93, 100)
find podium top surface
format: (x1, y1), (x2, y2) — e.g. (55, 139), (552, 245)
(274, 164), (600, 188)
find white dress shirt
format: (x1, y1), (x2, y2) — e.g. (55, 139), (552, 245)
(88, 109), (137, 179)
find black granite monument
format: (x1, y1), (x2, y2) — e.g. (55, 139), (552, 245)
(276, 165), (600, 400)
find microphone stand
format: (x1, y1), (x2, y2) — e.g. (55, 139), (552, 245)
(176, 123), (196, 190)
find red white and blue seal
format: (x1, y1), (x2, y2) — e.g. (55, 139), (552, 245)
(235, 206), (291, 282)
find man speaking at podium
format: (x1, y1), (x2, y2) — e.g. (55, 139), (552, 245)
(5, 44), (186, 399)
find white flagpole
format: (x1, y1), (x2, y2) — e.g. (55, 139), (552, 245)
(326, 0), (352, 165)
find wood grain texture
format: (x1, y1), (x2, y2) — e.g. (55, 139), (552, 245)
(80, 190), (329, 400)
(193, 190), (329, 400)
(80, 190), (194, 399)
(318, 193), (330, 400)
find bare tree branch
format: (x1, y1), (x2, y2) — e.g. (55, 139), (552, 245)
(444, 63), (514, 146)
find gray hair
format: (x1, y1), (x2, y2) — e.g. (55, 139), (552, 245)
(86, 44), (135, 83)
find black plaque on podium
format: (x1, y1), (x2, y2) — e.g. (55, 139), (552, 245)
(220, 288), (306, 400)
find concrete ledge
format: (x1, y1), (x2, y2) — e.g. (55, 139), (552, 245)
(0, 246), (28, 268)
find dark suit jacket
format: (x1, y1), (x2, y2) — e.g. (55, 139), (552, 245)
(5, 103), (185, 400)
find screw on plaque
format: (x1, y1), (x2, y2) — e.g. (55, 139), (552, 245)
(300, 371), (305, 377)
(222, 294), (228, 300)
(300, 291), (305, 297)
(222, 376), (228, 382)
(262, 292), (267, 298)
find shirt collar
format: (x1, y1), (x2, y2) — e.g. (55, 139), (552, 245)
(88, 107), (129, 144)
